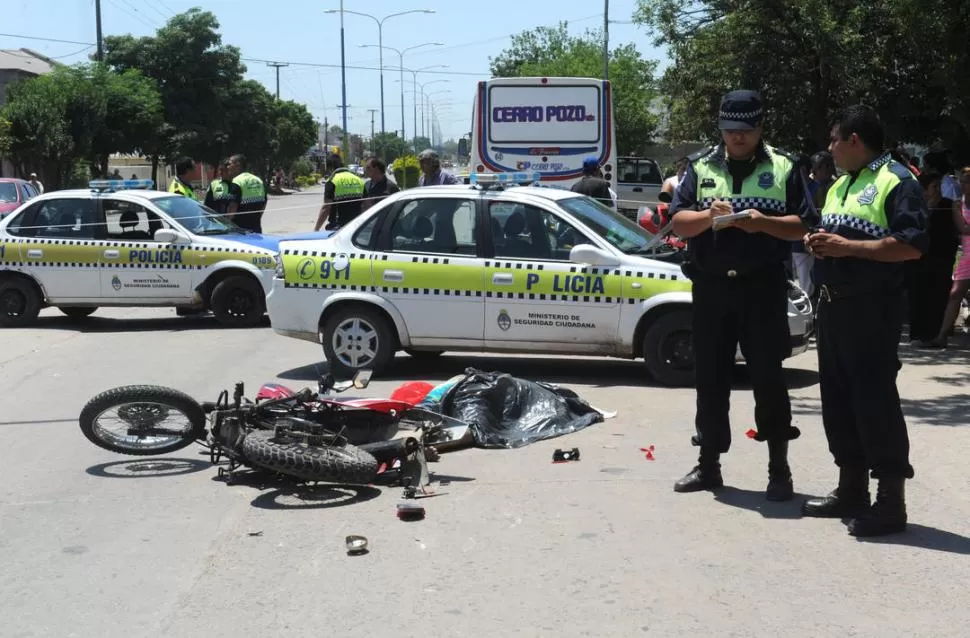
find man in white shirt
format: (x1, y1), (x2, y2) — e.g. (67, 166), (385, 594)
(28, 173), (43, 194)
(661, 156), (689, 197)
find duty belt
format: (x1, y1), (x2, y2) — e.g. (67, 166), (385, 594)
(818, 284), (887, 302)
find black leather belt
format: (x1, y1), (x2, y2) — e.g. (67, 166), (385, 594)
(818, 284), (885, 302)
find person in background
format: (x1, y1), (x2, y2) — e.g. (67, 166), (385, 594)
(661, 156), (689, 198)
(906, 172), (957, 342)
(789, 154), (817, 298)
(923, 167), (970, 348)
(168, 157), (198, 200)
(571, 156), (614, 209)
(204, 160), (242, 218)
(417, 149), (460, 186)
(924, 151), (961, 201)
(361, 157), (400, 212)
(810, 151), (837, 209)
(28, 173), (43, 194)
(226, 154), (267, 233)
(315, 156), (365, 231)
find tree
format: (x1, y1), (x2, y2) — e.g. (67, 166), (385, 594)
(633, 0), (970, 157)
(411, 136), (431, 152)
(1, 64), (163, 188)
(372, 132), (410, 164)
(489, 23), (660, 154)
(441, 138), (459, 156)
(103, 8), (245, 174)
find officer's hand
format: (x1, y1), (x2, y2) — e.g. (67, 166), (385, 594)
(807, 231), (854, 258)
(709, 199), (733, 218)
(730, 209), (764, 233)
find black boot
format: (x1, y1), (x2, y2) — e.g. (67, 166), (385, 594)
(801, 466), (870, 518)
(674, 449), (723, 493)
(765, 440), (794, 501)
(848, 478), (907, 537)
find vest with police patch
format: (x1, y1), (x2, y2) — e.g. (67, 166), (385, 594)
(208, 179), (230, 201)
(232, 172), (266, 206)
(330, 169), (365, 200)
(820, 153), (903, 238)
(169, 178), (197, 200)
(693, 144), (793, 214)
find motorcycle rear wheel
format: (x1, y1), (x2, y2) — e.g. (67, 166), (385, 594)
(79, 385), (206, 456)
(242, 429), (378, 484)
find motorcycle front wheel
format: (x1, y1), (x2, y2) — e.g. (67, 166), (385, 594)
(79, 385), (207, 456)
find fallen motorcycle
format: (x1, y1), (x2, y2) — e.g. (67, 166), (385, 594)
(78, 371), (469, 488)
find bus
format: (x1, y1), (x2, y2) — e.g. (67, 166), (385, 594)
(469, 76), (617, 191)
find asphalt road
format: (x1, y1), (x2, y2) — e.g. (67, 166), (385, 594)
(2, 191), (969, 638)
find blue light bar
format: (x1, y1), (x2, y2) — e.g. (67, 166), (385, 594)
(469, 171), (542, 185)
(89, 179), (155, 191)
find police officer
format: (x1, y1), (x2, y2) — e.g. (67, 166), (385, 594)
(315, 156), (366, 231)
(801, 105), (928, 537)
(168, 157), (198, 199)
(204, 160), (242, 218)
(226, 154), (267, 233)
(669, 90), (815, 500)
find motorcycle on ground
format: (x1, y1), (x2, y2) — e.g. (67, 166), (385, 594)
(78, 371), (469, 489)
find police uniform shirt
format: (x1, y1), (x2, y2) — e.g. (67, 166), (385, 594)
(204, 179), (243, 217)
(669, 142), (816, 276)
(814, 154), (930, 289)
(324, 168), (365, 225)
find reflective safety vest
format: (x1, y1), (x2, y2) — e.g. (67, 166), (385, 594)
(330, 169), (365, 201)
(820, 153), (906, 239)
(232, 172), (266, 206)
(168, 178), (197, 200)
(692, 144), (794, 214)
(208, 179), (231, 202)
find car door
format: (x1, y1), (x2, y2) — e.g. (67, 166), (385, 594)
(372, 196), (485, 346)
(99, 197), (194, 301)
(7, 197), (104, 302)
(483, 200), (620, 348)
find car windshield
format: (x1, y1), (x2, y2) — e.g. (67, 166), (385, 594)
(152, 195), (244, 235)
(0, 183), (17, 203)
(557, 195), (658, 253)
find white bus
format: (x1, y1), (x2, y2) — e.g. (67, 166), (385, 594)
(469, 76), (617, 191)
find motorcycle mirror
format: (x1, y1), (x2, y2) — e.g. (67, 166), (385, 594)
(658, 191), (673, 203)
(353, 369), (372, 389)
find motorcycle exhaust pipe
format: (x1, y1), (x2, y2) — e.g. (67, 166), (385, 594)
(358, 437), (419, 462)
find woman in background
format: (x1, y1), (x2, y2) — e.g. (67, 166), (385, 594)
(907, 172), (957, 342)
(923, 167), (970, 348)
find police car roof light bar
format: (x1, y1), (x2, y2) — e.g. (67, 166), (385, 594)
(469, 171), (542, 189)
(89, 179), (156, 192)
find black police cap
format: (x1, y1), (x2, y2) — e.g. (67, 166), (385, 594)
(718, 90), (764, 131)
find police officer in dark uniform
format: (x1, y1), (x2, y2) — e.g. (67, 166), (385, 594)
(801, 105), (929, 537)
(669, 90), (816, 500)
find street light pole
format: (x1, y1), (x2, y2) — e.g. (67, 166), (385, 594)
(339, 1), (349, 158)
(603, 0), (610, 80)
(362, 44), (442, 147)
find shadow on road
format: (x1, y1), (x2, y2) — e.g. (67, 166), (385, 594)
(854, 523), (970, 554)
(713, 486), (807, 519)
(279, 355), (819, 390)
(250, 484), (382, 511)
(29, 314), (270, 333)
(901, 393), (970, 427)
(86, 457), (211, 479)
(897, 336), (970, 366)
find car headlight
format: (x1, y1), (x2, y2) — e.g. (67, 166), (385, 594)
(274, 254), (284, 278)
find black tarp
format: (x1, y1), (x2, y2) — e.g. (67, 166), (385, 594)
(438, 368), (605, 449)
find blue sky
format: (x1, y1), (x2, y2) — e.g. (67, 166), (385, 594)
(3, 0), (666, 143)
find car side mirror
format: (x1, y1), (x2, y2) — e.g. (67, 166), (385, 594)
(569, 244), (620, 267)
(658, 191), (673, 203)
(154, 228), (187, 244)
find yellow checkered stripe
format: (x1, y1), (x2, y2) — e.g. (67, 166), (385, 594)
(0, 239), (275, 270)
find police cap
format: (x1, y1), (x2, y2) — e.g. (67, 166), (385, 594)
(718, 90), (764, 131)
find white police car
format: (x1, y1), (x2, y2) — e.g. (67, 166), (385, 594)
(266, 172), (813, 386)
(0, 179), (300, 327)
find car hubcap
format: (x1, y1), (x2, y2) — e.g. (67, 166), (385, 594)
(662, 330), (694, 370)
(0, 290), (26, 317)
(332, 317), (379, 368)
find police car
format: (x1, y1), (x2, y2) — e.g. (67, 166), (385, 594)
(0, 179), (293, 327)
(266, 172), (813, 386)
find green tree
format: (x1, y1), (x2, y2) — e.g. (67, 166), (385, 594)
(633, 0), (970, 156)
(489, 23), (659, 154)
(1, 64), (162, 188)
(412, 136), (432, 152)
(372, 132), (410, 164)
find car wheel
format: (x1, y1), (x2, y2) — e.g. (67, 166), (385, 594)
(59, 307), (97, 320)
(321, 306), (395, 378)
(210, 275), (265, 327)
(642, 310), (695, 387)
(405, 349), (444, 359)
(0, 277), (42, 327)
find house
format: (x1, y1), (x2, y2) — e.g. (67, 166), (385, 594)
(0, 48), (57, 178)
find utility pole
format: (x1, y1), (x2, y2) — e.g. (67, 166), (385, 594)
(267, 62), (289, 99)
(367, 109), (378, 156)
(603, 0), (609, 81)
(323, 116), (329, 173)
(95, 0), (104, 62)
(339, 0), (350, 160)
